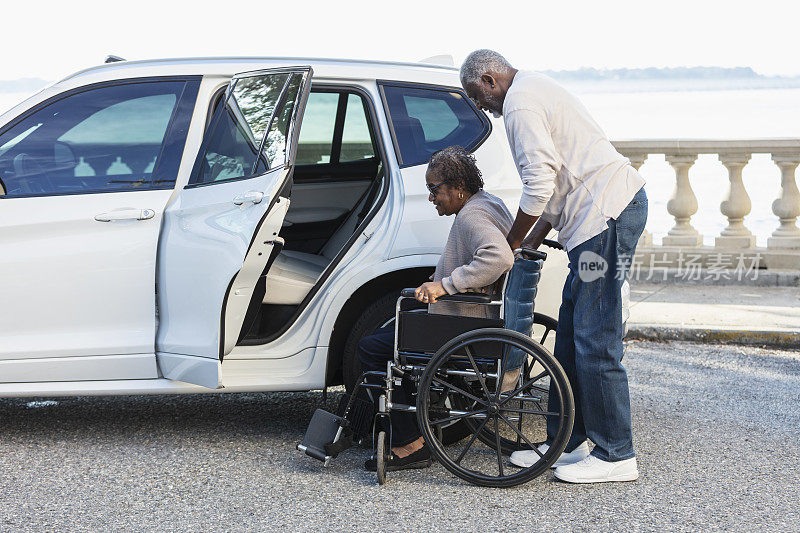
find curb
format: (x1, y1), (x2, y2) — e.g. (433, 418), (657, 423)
(626, 324), (800, 348)
(631, 269), (800, 287)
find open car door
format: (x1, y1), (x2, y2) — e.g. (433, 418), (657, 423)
(155, 67), (312, 388)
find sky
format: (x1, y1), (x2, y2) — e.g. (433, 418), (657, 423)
(2, 0), (800, 83)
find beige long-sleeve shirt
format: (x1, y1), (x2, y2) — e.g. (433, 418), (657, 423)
(430, 190), (515, 318)
(503, 70), (646, 251)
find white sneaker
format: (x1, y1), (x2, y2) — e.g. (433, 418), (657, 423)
(554, 455), (639, 483)
(509, 441), (590, 468)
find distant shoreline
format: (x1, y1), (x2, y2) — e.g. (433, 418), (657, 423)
(2, 67), (800, 97)
(0, 78), (49, 93)
(540, 67), (800, 94)
(543, 66), (794, 80)
(559, 78), (800, 94)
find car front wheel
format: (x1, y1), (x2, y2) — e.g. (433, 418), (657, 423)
(342, 292), (399, 394)
(341, 291), (471, 445)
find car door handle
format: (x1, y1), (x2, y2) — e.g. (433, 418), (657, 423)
(232, 191), (264, 205)
(94, 208), (156, 222)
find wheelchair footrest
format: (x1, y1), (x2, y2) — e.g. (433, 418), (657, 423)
(297, 409), (353, 465)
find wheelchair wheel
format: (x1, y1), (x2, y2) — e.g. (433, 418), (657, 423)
(417, 328), (574, 488)
(441, 313), (560, 448)
(375, 430), (388, 485)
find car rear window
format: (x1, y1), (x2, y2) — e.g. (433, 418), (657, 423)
(379, 83), (490, 167)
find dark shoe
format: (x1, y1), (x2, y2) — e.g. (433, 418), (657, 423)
(364, 445), (432, 472)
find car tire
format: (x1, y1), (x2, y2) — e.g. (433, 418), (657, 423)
(342, 292), (399, 394)
(341, 290), (471, 446)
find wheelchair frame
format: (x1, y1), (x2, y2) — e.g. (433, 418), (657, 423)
(298, 245), (575, 488)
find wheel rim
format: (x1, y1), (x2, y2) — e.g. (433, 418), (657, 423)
(443, 314), (560, 449)
(417, 328), (573, 487)
(453, 367), (552, 455)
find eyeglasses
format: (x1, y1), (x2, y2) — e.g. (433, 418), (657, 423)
(426, 181), (448, 197)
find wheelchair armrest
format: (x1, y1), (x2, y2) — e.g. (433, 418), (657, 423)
(510, 240), (562, 263)
(437, 293), (494, 303)
(400, 288), (493, 304)
(518, 247), (548, 261)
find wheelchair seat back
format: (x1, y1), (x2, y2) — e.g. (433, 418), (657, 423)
(395, 255), (543, 367)
(397, 311), (503, 362)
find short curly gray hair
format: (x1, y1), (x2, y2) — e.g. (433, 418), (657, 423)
(460, 49), (515, 87)
(427, 146), (484, 194)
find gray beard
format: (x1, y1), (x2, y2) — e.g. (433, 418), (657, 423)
(491, 110), (502, 119)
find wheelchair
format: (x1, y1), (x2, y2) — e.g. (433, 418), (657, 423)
(298, 242), (574, 488)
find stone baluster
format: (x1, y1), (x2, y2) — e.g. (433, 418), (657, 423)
(662, 154), (702, 246)
(768, 155), (800, 249)
(716, 153), (755, 248)
(628, 153), (652, 247)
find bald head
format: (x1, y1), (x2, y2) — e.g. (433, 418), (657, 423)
(459, 49), (517, 117)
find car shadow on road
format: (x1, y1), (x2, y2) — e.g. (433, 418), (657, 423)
(0, 391), (338, 444)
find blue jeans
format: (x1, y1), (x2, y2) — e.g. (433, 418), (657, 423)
(546, 187), (648, 462)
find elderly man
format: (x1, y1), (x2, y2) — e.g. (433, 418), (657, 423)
(460, 49), (648, 483)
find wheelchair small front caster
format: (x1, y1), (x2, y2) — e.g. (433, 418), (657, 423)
(376, 430), (388, 485)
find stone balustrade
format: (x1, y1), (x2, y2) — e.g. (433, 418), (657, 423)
(611, 139), (800, 271)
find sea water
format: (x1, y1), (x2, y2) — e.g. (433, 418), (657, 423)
(574, 87), (800, 246)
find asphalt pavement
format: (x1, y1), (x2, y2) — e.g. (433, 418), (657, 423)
(1, 341), (798, 532)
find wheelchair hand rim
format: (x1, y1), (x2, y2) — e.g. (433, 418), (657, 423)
(415, 328), (575, 488)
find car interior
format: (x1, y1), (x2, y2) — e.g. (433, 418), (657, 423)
(241, 87), (385, 341)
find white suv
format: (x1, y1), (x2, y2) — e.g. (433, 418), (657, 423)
(0, 57), (567, 397)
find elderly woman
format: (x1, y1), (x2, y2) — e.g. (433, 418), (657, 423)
(359, 145), (515, 472)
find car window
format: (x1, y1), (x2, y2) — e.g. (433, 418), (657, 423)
(380, 84), (490, 167)
(229, 74), (287, 149)
(340, 93), (375, 162)
(0, 80), (197, 197)
(295, 92), (338, 164)
(260, 74), (302, 171)
(403, 96), (459, 141)
(0, 124), (42, 157)
(295, 91), (376, 167)
(193, 72), (304, 184)
(194, 73), (289, 184)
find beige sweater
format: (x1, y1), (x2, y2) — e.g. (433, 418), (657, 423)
(430, 190), (515, 318)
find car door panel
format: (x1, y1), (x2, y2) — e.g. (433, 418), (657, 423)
(0, 190), (171, 362)
(0, 78), (199, 383)
(156, 67), (312, 389)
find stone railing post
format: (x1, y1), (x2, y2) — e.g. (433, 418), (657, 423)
(628, 153), (652, 247)
(663, 154), (702, 246)
(716, 153), (755, 248)
(768, 155), (800, 249)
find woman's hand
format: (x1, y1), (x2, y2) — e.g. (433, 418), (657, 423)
(414, 281), (447, 304)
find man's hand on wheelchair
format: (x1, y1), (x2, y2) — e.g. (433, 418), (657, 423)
(415, 281), (447, 304)
(515, 219), (553, 258)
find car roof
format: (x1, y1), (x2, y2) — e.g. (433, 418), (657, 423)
(58, 56), (462, 88)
